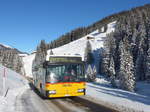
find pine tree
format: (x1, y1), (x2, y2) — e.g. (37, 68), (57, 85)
(135, 48), (145, 80)
(109, 57), (115, 77)
(146, 48), (150, 81)
(92, 65), (97, 81)
(0, 49), (23, 74)
(34, 40), (48, 69)
(86, 65), (94, 81)
(84, 40), (94, 64)
(101, 32), (116, 77)
(39, 40), (47, 56)
(100, 51), (109, 76)
(109, 57), (116, 86)
(119, 41), (135, 92)
(50, 49), (54, 55)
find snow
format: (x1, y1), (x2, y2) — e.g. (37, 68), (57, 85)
(0, 64), (29, 112)
(19, 54), (28, 57)
(0, 43), (13, 49)
(22, 53), (35, 78)
(0, 64), (28, 95)
(107, 21), (116, 33)
(86, 78), (150, 112)
(47, 21), (116, 62)
(101, 27), (104, 32)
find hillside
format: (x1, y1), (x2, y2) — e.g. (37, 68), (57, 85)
(0, 44), (13, 50)
(100, 3), (150, 91)
(0, 43), (28, 54)
(0, 64), (29, 112)
(0, 43), (27, 74)
(47, 21), (116, 71)
(48, 4), (150, 50)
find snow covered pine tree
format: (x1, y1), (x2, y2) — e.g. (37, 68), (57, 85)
(119, 41), (135, 92)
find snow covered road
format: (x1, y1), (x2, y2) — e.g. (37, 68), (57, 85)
(0, 82), (118, 112)
(23, 83), (117, 112)
(0, 64), (117, 112)
(15, 87), (59, 112)
(11, 85), (117, 112)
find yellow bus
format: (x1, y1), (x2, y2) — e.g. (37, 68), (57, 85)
(32, 56), (86, 98)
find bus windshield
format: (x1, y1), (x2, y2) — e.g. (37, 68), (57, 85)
(46, 64), (85, 83)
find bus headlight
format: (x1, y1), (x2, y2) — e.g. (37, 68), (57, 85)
(49, 90), (56, 94)
(78, 89), (84, 92)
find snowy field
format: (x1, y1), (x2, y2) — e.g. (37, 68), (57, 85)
(87, 77), (150, 112)
(0, 64), (29, 112)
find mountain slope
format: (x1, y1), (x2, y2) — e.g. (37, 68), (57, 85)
(47, 21), (116, 60)
(0, 43), (28, 54)
(0, 43), (27, 74)
(48, 4), (150, 50)
(0, 44), (13, 50)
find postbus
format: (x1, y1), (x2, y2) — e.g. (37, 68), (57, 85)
(32, 55), (86, 98)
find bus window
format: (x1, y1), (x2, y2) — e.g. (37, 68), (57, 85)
(46, 64), (85, 83)
(46, 67), (59, 83)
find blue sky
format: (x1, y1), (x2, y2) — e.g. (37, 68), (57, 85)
(0, 0), (150, 53)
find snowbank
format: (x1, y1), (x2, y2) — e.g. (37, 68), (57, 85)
(87, 78), (150, 112)
(0, 64), (29, 112)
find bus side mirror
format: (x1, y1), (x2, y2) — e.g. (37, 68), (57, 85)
(43, 62), (47, 68)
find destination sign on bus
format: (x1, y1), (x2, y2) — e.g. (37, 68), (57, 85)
(49, 57), (82, 63)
